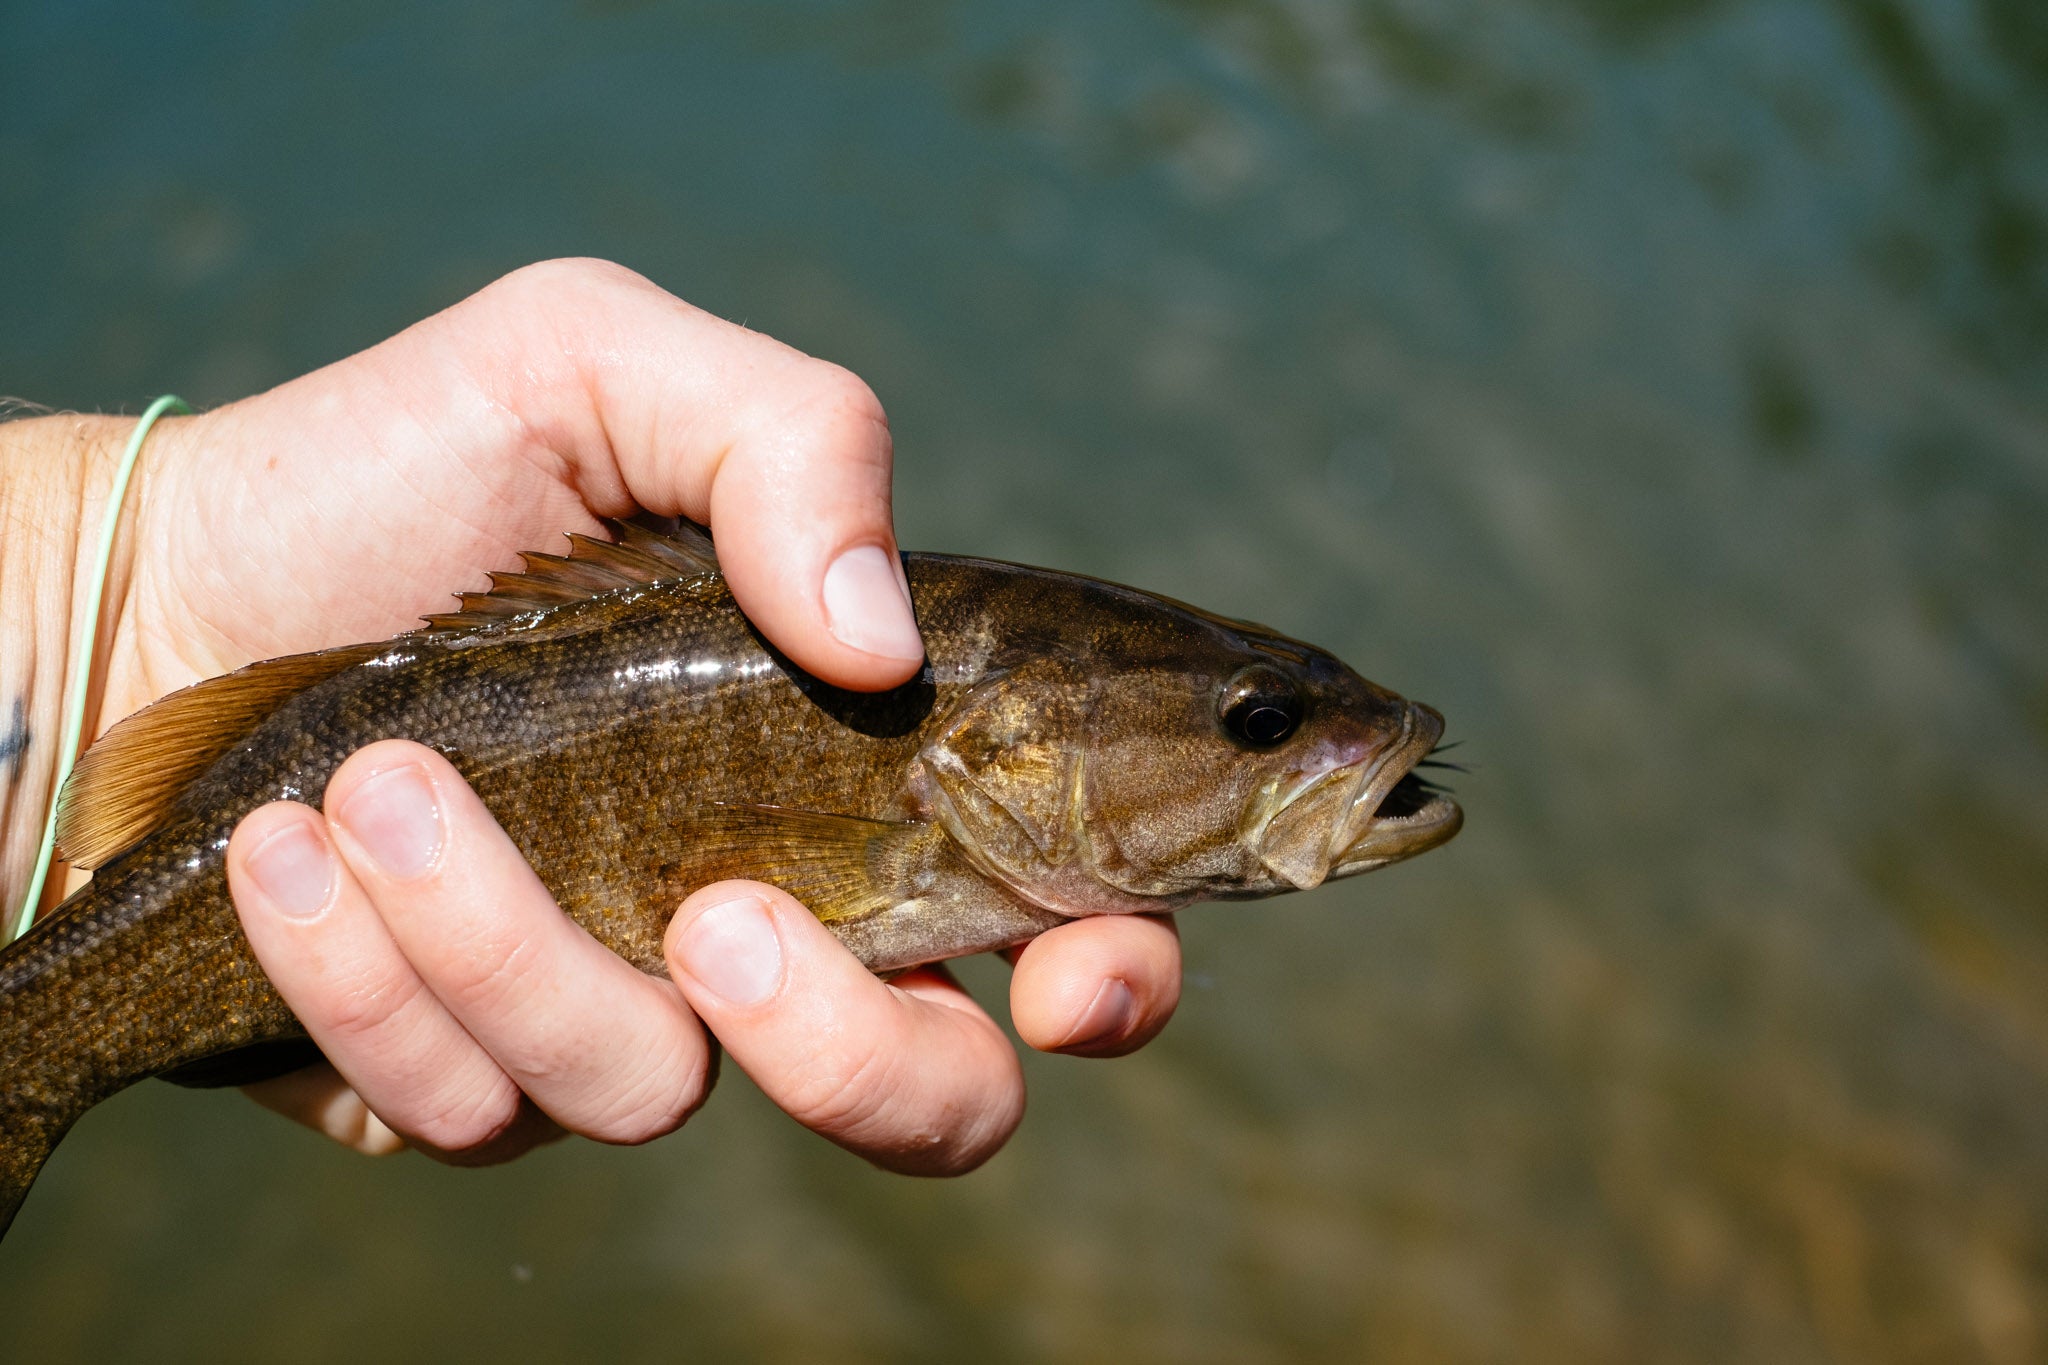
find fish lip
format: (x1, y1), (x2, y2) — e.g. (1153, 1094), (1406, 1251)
(1328, 703), (1462, 874)
(1250, 701), (1457, 890)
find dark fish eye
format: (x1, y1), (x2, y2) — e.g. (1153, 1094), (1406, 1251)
(1218, 665), (1303, 748)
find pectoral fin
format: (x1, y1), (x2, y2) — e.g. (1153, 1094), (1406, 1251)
(675, 805), (933, 925)
(674, 805), (1066, 973)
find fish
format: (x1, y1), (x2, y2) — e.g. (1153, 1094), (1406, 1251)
(0, 521), (1461, 1238)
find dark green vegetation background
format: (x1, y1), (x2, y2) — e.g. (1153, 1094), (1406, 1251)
(4, 1), (2047, 1361)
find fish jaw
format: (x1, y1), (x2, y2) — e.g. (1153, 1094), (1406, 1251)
(1327, 702), (1462, 876)
(1255, 703), (1460, 890)
(1327, 777), (1462, 877)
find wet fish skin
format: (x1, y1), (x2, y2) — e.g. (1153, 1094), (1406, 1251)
(0, 529), (1460, 1237)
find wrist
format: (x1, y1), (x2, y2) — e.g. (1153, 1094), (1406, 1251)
(0, 411), (157, 916)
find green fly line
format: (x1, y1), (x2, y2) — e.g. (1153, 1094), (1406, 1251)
(9, 395), (191, 944)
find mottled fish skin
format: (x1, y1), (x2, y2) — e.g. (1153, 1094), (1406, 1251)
(0, 534), (1460, 1238)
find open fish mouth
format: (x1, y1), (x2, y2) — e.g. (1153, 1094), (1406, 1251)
(1253, 702), (1464, 889)
(1329, 766), (1462, 873)
(1328, 707), (1464, 875)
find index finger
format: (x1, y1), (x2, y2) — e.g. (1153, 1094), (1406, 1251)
(452, 259), (925, 691)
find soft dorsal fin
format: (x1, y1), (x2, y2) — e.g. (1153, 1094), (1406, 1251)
(54, 642), (384, 869)
(420, 518), (719, 632)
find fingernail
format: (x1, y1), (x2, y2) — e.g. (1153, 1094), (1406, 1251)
(246, 821), (335, 918)
(337, 765), (444, 881)
(674, 895), (784, 1008)
(1059, 978), (1137, 1049)
(822, 545), (924, 662)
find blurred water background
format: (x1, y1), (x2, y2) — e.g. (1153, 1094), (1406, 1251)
(3, 1), (2047, 1360)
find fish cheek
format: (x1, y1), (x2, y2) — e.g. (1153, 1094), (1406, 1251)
(1070, 670), (1263, 893)
(1083, 729), (1258, 890)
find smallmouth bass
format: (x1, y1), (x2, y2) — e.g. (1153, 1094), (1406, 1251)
(0, 522), (1460, 1237)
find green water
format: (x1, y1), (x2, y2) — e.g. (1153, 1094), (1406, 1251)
(4, 1), (2046, 1360)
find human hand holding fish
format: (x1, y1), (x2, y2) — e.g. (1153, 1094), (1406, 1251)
(0, 258), (1459, 1239)
(0, 259), (1184, 1192)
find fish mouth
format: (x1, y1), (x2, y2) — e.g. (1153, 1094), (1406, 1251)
(1328, 705), (1463, 876)
(1254, 702), (1463, 889)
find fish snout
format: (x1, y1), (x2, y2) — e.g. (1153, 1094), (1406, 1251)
(1329, 703), (1461, 876)
(1256, 702), (1460, 889)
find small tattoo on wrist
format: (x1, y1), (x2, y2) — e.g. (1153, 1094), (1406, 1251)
(1, 697), (29, 775)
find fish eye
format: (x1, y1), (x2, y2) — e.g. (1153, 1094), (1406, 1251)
(1218, 665), (1303, 748)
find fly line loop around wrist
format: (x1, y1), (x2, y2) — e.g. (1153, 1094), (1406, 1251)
(10, 395), (191, 943)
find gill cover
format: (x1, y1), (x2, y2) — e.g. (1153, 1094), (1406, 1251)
(913, 664), (1183, 917)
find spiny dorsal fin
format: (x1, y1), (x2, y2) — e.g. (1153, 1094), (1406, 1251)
(420, 518), (719, 633)
(54, 643), (384, 869)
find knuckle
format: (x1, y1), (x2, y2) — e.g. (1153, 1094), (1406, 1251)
(879, 1126), (983, 1178)
(897, 1132), (1003, 1179)
(408, 1079), (523, 1152)
(860, 1100), (1015, 1179)
(778, 1036), (896, 1138)
(789, 362), (891, 447)
(770, 1009), (1023, 1173)
(878, 1032), (1024, 1177)
(581, 1046), (715, 1146)
(885, 1072), (1023, 1177)
(424, 924), (544, 1017)
(486, 256), (644, 307)
(814, 361), (887, 419)
(319, 970), (430, 1043)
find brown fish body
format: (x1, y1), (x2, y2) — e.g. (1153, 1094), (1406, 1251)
(0, 526), (1460, 1236)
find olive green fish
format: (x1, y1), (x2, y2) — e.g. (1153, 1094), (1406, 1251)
(0, 522), (1460, 1238)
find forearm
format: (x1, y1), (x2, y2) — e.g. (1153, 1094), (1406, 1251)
(0, 413), (138, 919)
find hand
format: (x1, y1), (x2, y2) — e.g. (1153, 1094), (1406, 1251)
(107, 259), (1182, 1171)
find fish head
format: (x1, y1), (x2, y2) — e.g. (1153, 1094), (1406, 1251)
(910, 585), (1461, 917)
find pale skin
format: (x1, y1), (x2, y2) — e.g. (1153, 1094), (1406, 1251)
(1, 258), (1180, 1174)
